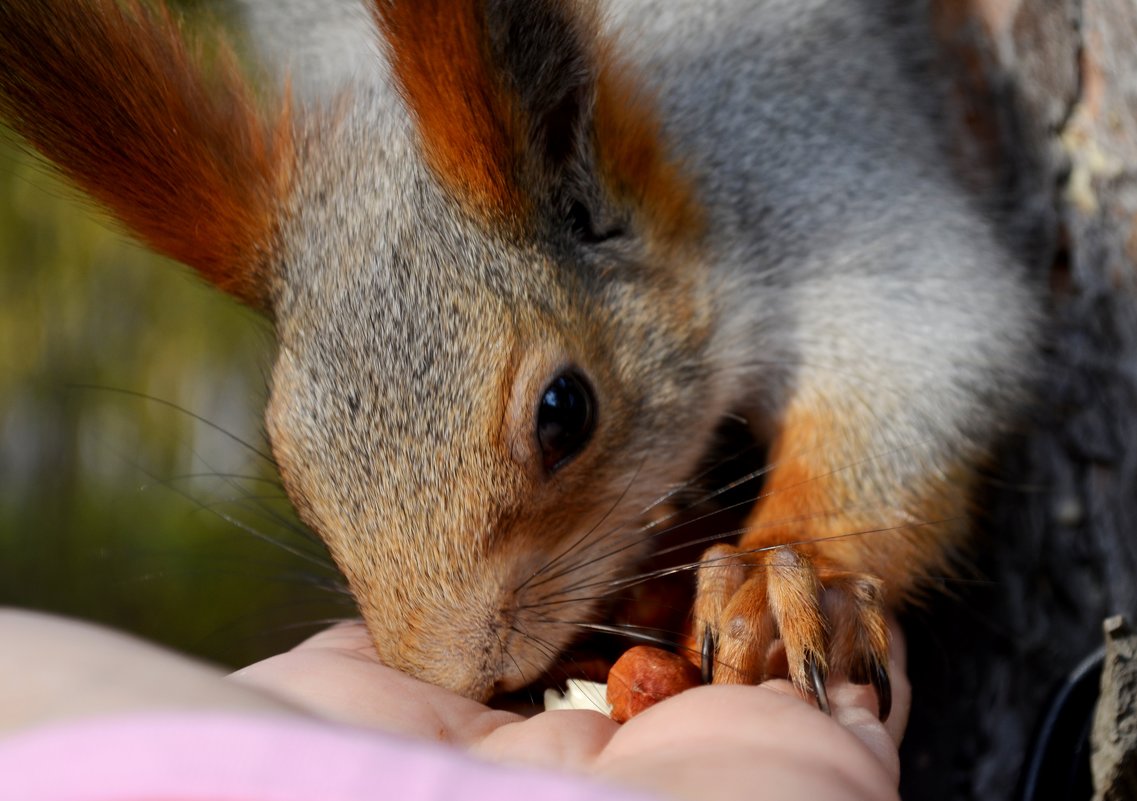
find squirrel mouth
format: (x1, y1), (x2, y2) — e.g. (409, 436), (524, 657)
(489, 561), (697, 715)
(490, 417), (767, 714)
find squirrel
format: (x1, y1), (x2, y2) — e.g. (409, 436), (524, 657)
(0, 0), (1037, 720)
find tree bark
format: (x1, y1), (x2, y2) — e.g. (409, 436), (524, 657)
(900, 2), (1137, 798)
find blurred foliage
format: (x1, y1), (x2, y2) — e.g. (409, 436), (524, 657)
(0, 135), (352, 668)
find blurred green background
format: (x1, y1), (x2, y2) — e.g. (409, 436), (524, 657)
(0, 131), (352, 668)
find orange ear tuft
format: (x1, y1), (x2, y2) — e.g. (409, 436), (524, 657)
(372, 0), (525, 220)
(594, 51), (704, 248)
(0, 0), (294, 308)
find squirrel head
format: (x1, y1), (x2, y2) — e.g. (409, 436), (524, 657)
(0, 0), (721, 699)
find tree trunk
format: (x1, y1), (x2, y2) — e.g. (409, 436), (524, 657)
(901, 2), (1137, 798)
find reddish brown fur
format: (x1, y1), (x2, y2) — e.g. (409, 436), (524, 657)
(372, 0), (526, 219)
(0, 0), (294, 307)
(594, 50), (704, 247)
(738, 406), (971, 606)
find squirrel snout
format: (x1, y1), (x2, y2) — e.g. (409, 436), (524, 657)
(351, 551), (598, 700)
(362, 600), (524, 702)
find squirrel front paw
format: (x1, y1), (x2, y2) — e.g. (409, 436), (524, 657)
(693, 543), (892, 721)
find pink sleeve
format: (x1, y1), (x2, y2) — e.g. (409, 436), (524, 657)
(0, 713), (659, 801)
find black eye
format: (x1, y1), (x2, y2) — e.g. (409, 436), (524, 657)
(537, 370), (596, 473)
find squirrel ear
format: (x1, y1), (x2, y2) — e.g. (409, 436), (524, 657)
(375, 0), (699, 245)
(374, 0), (596, 215)
(480, 0), (597, 173)
(589, 49), (704, 248)
(491, 0), (703, 248)
(0, 0), (295, 310)
(373, 0), (577, 220)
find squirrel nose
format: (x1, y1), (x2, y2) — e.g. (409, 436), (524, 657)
(376, 624), (501, 702)
(439, 666), (496, 702)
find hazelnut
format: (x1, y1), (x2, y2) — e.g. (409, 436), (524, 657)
(606, 645), (701, 722)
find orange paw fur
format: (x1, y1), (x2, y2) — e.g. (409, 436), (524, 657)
(694, 543), (892, 721)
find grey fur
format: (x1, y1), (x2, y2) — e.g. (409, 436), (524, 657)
(236, 0), (383, 103)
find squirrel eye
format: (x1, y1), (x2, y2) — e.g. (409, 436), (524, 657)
(537, 370), (596, 473)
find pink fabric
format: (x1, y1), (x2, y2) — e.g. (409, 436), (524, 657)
(0, 713), (657, 801)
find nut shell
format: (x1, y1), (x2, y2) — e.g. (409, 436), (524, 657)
(606, 645), (701, 722)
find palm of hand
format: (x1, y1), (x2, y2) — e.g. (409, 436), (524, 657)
(233, 623), (909, 801)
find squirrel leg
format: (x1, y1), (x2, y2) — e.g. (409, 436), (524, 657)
(693, 400), (970, 721)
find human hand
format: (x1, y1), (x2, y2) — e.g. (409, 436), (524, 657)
(0, 609), (908, 801)
(236, 621), (910, 801)
(0, 609), (299, 736)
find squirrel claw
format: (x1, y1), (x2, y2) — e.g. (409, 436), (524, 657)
(869, 659), (892, 722)
(808, 656), (831, 715)
(700, 626), (715, 685)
